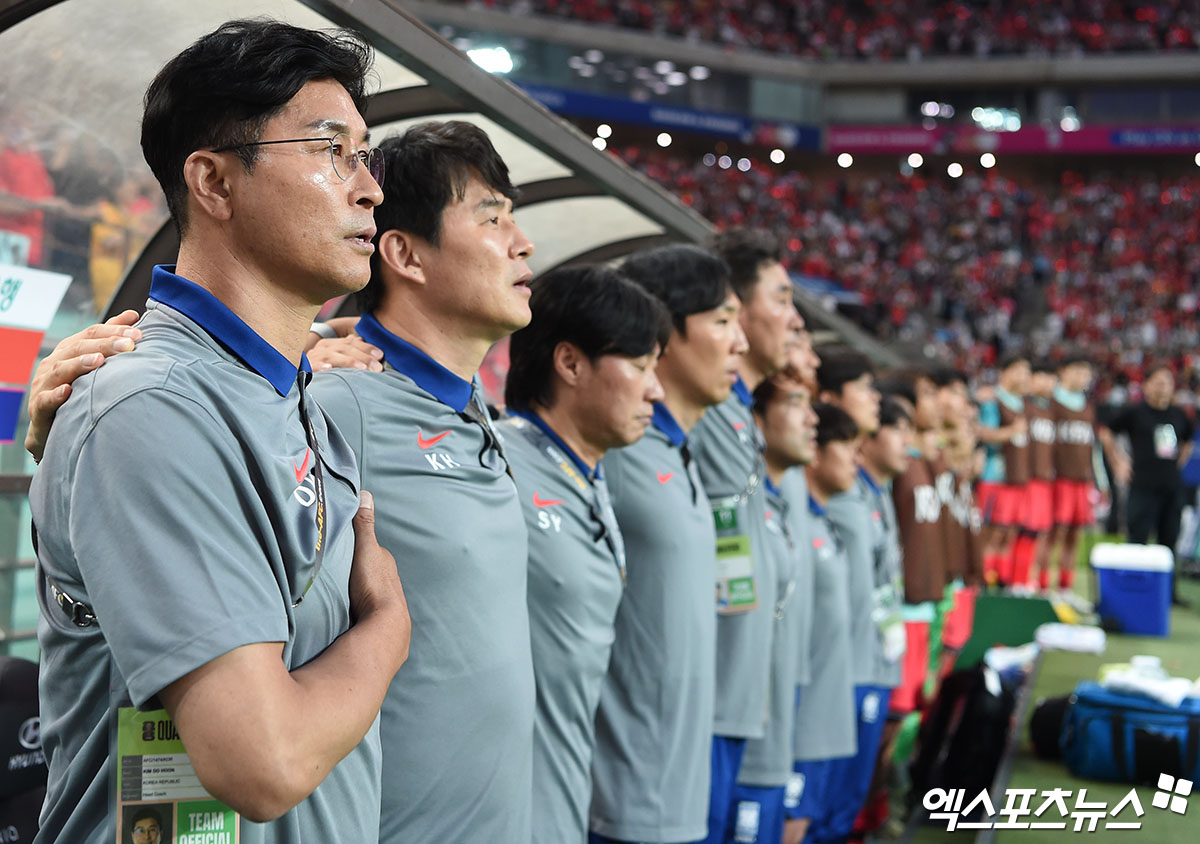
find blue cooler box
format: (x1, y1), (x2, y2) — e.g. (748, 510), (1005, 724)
(1090, 543), (1173, 637)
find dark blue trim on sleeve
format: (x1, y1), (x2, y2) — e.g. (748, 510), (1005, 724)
(356, 312), (473, 412)
(149, 265), (310, 397)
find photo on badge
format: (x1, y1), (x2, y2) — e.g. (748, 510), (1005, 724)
(123, 802), (172, 844)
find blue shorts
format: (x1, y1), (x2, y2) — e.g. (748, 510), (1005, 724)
(725, 784), (786, 844)
(817, 685), (893, 843)
(695, 735), (747, 844)
(784, 758), (835, 824)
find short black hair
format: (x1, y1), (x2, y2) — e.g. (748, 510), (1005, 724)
(360, 120), (517, 314)
(1145, 362), (1175, 382)
(142, 19), (374, 234)
(814, 402), (860, 447)
(620, 244), (731, 337)
(1031, 358), (1057, 375)
(875, 376), (917, 407)
(1060, 352), (1093, 369)
(130, 806), (162, 831)
(931, 366), (968, 388)
(878, 396), (912, 429)
(816, 345), (874, 394)
(752, 376), (787, 418)
(709, 228), (782, 302)
(505, 265), (669, 410)
(998, 351), (1030, 372)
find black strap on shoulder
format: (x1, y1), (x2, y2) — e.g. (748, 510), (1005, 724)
(32, 518), (98, 629)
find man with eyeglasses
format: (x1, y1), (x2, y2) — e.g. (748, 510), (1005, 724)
(500, 265), (667, 844)
(27, 20), (409, 844)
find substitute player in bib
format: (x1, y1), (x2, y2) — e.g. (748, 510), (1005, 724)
(1023, 361), (1059, 590)
(976, 354), (1031, 586)
(590, 245), (748, 844)
(307, 120), (538, 844)
(1044, 356), (1099, 593)
(501, 265), (668, 844)
(687, 229), (803, 843)
(29, 21), (410, 844)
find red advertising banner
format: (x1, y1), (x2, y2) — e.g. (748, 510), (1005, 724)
(826, 124), (1200, 155)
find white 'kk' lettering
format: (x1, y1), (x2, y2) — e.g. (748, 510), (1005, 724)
(424, 452), (461, 472)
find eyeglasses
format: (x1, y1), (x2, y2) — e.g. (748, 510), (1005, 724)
(212, 132), (384, 187)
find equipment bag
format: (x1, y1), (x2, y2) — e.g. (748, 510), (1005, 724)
(1060, 681), (1200, 784)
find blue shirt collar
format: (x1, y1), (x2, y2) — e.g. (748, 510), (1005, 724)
(651, 402), (687, 448)
(509, 408), (600, 480)
(858, 466), (884, 495)
(356, 312), (474, 413)
(731, 375), (753, 409)
(765, 476), (782, 497)
(807, 494), (827, 517)
(149, 265), (310, 397)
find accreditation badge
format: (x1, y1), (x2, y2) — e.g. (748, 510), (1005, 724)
(115, 705), (239, 843)
(712, 495), (758, 614)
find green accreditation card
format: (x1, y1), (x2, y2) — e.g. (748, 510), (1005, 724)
(116, 706), (239, 844)
(874, 584), (906, 664)
(712, 496), (758, 614)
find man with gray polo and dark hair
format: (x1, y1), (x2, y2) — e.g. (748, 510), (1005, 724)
(501, 264), (668, 844)
(590, 244), (748, 844)
(28, 20), (410, 844)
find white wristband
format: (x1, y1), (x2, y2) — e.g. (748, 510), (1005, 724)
(309, 321), (338, 340)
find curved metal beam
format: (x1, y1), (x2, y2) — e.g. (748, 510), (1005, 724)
(0, 0), (61, 32)
(363, 84), (465, 124)
(103, 225), (179, 320)
(513, 177), (601, 208)
(542, 233), (677, 274)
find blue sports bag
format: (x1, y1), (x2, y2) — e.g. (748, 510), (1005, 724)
(1060, 682), (1200, 784)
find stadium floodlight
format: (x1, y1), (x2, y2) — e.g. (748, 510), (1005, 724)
(947, 162), (963, 178)
(770, 149), (786, 164)
(654, 60), (675, 74)
(657, 132), (673, 148)
(690, 66), (711, 81)
(980, 152), (997, 169)
(666, 71), (688, 87)
(1194, 152), (1200, 167)
(578, 64), (596, 78)
(703, 153), (717, 167)
(718, 155), (733, 169)
(939, 104), (956, 118)
(737, 158), (752, 171)
(592, 137), (607, 150)
(596, 124), (613, 139)
(921, 101), (939, 117)
(907, 153), (924, 168)
(568, 55), (585, 70)
(1060, 106), (1081, 132)
(584, 49), (604, 63)
(837, 153), (854, 168)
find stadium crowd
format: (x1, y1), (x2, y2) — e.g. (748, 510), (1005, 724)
(621, 146), (1200, 398)
(454, 0), (1200, 59)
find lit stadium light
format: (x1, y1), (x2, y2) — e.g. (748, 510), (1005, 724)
(652, 81), (669, 95)
(939, 103), (955, 118)
(907, 153), (924, 168)
(947, 162), (964, 178)
(654, 60), (675, 74)
(568, 55), (585, 70)
(468, 47), (514, 74)
(980, 152), (997, 169)
(837, 153), (854, 168)
(584, 49), (604, 63)
(737, 158), (752, 171)
(703, 153), (717, 167)
(1060, 106), (1081, 132)
(718, 155), (733, 169)
(666, 71), (688, 87)
(690, 65), (711, 81)
(596, 124), (612, 139)
(657, 132), (673, 148)
(592, 137), (607, 151)
(770, 149), (786, 164)
(577, 64), (596, 78)
(921, 101), (939, 117)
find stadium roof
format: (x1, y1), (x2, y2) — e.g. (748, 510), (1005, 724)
(0, 0), (899, 363)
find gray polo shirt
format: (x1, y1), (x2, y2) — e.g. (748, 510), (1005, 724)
(591, 404), (716, 843)
(496, 412), (625, 844)
(825, 475), (881, 687)
(780, 468), (815, 687)
(860, 470), (905, 688)
(792, 496), (857, 762)
(737, 477), (803, 788)
(688, 379), (775, 739)
(308, 313), (533, 844)
(29, 267), (378, 844)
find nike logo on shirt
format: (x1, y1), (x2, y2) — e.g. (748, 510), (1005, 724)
(657, 472), (674, 484)
(417, 430), (450, 449)
(293, 448), (311, 483)
(532, 492), (563, 508)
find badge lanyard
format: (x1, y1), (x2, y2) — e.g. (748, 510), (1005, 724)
(294, 374), (327, 607)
